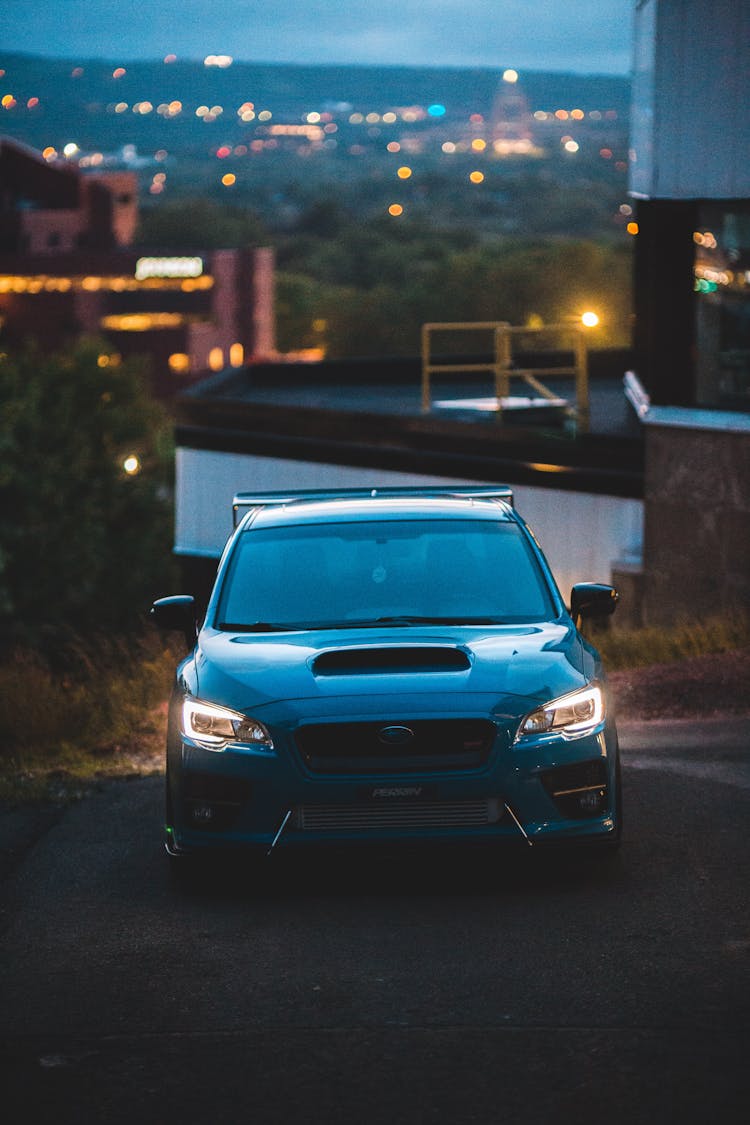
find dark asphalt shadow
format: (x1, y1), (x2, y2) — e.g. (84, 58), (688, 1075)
(165, 838), (627, 903)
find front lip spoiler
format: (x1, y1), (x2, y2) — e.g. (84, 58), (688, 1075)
(164, 832), (191, 860)
(504, 802), (533, 847)
(266, 809), (294, 857)
(165, 821), (293, 861)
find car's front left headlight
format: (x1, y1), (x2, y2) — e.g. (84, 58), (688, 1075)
(182, 697), (274, 751)
(515, 683), (605, 743)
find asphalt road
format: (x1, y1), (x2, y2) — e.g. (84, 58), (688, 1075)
(1, 718), (748, 1125)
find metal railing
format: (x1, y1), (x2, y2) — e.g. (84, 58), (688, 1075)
(421, 320), (591, 431)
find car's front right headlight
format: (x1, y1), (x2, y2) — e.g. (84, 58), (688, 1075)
(182, 697), (274, 752)
(515, 683), (605, 743)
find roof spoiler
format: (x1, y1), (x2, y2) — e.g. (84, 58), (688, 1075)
(232, 485), (513, 526)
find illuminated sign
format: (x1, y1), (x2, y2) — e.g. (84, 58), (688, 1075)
(135, 256), (204, 281)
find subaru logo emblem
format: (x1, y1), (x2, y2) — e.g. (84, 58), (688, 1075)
(378, 725), (415, 746)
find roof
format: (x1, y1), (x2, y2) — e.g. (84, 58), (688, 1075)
(249, 497), (519, 531)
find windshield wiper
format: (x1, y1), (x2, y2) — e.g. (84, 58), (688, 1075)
(378, 615), (503, 625)
(342, 615), (504, 627)
(219, 615), (505, 632)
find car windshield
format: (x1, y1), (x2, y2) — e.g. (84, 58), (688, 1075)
(215, 518), (556, 630)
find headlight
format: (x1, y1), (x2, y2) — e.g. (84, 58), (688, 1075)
(515, 684), (604, 743)
(182, 698), (274, 751)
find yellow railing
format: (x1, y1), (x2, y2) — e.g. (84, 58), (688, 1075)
(421, 321), (591, 432)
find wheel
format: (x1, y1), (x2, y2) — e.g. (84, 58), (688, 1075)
(601, 754), (623, 852)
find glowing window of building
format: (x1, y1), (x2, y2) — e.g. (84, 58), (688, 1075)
(101, 312), (185, 331)
(229, 342), (244, 367)
(208, 347), (224, 371)
(135, 256), (203, 281)
(169, 353), (191, 374)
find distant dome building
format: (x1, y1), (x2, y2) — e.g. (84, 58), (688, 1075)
(489, 73), (540, 157)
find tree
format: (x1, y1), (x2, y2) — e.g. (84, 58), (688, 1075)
(137, 198), (268, 249)
(0, 341), (175, 650)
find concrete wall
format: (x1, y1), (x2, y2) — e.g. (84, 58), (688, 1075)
(642, 409), (750, 623)
(175, 446), (644, 604)
(630, 0), (750, 199)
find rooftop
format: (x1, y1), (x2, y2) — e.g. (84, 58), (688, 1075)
(176, 351), (644, 499)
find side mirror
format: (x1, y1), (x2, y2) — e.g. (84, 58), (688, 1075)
(150, 595), (197, 649)
(570, 583), (619, 623)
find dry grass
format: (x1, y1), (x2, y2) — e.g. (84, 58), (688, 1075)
(590, 614), (750, 671)
(0, 633), (177, 805)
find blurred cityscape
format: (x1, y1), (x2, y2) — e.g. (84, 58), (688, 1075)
(0, 53), (632, 238)
(0, 53), (636, 382)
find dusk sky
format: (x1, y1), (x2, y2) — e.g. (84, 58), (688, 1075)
(0, 0), (633, 74)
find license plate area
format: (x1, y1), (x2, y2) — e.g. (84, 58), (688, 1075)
(360, 785), (437, 801)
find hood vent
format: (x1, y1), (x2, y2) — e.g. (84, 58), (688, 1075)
(313, 646), (471, 676)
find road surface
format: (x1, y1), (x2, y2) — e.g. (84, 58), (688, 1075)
(1, 718), (748, 1124)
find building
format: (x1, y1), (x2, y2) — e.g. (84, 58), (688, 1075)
(0, 138), (275, 395)
(488, 73), (538, 157)
(0, 136), (138, 253)
(627, 0), (750, 624)
(630, 0), (750, 411)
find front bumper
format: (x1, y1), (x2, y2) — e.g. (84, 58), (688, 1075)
(166, 706), (620, 856)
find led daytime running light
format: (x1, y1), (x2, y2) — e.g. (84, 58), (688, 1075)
(182, 698), (273, 750)
(517, 684), (604, 742)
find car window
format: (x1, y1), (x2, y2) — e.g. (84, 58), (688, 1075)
(215, 519), (555, 628)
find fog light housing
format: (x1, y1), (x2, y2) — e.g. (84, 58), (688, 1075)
(182, 773), (250, 832)
(185, 799), (240, 832)
(540, 760), (609, 819)
(577, 788), (606, 814)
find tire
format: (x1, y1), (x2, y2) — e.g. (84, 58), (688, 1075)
(602, 754), (623, 852)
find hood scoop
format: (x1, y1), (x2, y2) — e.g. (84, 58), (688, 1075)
(312, 646), (471, 676)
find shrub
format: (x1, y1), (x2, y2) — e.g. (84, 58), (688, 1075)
(591, 615), (750, 671)
(0, 340), (176, 650)
(0, 632), (179, 803)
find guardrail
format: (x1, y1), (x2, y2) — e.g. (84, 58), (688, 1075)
(421, 321), (591, 432)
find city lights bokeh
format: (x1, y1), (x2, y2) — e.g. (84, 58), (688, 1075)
(0, 53), (632, 250)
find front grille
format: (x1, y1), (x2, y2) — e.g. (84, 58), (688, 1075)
(295, 718), (497, 774)
(296, 797), (503, 832)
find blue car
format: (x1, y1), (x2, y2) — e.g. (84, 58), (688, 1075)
(152, 486), (621, 870)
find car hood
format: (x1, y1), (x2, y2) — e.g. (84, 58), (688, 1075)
(191, 622), (593, 718)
